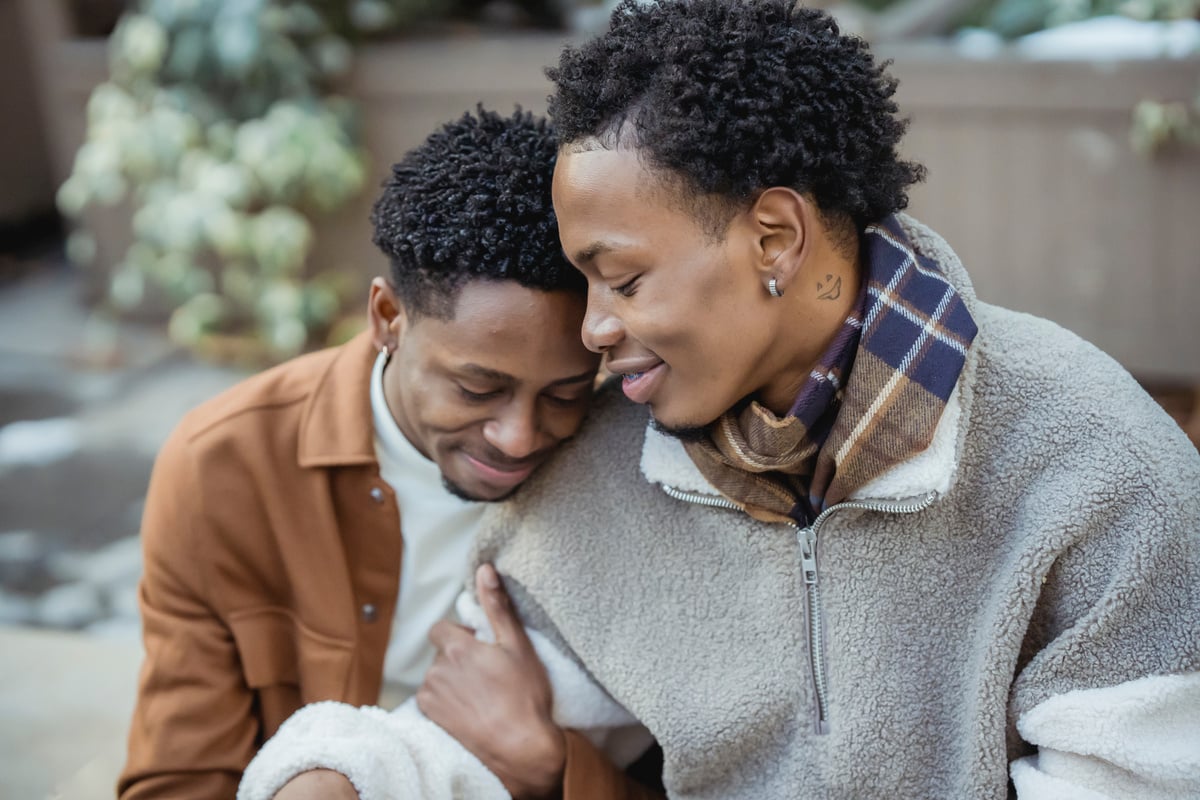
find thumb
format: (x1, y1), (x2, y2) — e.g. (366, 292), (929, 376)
(476, 563), (530, 653)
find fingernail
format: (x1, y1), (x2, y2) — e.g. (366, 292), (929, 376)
(479, 564), (500, 590)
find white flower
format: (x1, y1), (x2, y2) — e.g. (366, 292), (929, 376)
(115, 14), (169, 75)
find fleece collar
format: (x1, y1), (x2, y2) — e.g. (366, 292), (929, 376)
(640, 380), (964, 507)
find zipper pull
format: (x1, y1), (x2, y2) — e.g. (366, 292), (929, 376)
(798, 527), (818, 585)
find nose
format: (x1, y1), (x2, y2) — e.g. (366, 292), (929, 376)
(482, 400), (548, 460)
(581, 289), (623, 354)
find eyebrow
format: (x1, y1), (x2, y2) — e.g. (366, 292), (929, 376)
(457, 364), (596, 388)
(571, 241), (616, 265)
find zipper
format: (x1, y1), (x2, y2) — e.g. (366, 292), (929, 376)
(661, 484), (742, 510)
(663, 483), (937, 733)
(793, 521), (828, 733)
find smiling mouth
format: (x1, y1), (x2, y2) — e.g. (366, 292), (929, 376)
(461, 451), (544, 487)
(618, 362), (667, 404)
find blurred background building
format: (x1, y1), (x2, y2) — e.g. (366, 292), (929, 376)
(1, 0), (1198, 797)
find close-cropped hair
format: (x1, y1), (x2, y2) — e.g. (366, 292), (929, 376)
(371, 105), (583, 318)
(547, 0), (926, 237)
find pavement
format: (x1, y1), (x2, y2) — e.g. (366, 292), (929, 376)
(0, 254), (247, 799)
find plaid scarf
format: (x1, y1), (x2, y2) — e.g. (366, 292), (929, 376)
(683, 216), (978, 524)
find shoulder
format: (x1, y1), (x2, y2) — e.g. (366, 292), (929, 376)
(569, 378), (651, 457)
(480, 380), (653, 543)
(964, 302), (1199, 500)
(169, 344), (344, 451)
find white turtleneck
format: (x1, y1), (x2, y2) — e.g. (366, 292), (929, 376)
(369, 350), (487, 703)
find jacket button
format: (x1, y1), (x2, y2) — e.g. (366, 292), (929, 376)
(361, 603), (378, 623)
(369, 487), (385, 504)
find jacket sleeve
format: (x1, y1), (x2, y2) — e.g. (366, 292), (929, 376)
(118, 428), (259, 799)
(1010, 672), (1200, 800)
(1007, 451), (1200, 800)
(238, 700), (508, 800)
(563, 731), (665, 800)
(237, 701), (660, 800)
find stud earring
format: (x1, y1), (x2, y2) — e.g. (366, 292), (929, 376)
(768, 278), (784, 298)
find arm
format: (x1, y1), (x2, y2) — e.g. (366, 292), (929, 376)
(118, 430), (258, 799)
(237, 701), (508, 800)
(1007, 468), (1200, 799)
(561, 733), (665, 800)
(1011, 673), (1200, 800)
(418, 565), (663, 800)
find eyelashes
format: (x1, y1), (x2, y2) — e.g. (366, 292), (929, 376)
(614, 275), (640, 297)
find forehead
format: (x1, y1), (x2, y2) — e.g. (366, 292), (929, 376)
(553, 147), (658, 210)
(552, 148), (698, 253)
(411, 280), (594, 376)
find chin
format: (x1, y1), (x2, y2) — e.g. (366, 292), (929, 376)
(649, 415), (711, 443)
(441, 475), (517, 503)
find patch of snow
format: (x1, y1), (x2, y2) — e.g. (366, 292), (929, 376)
(0, 418), (83, 468)
(955, 27), (1007, 59)
(36, 582), (103, 629)
(49, 536), (142, 588)
(1016, 16), (1200, 60)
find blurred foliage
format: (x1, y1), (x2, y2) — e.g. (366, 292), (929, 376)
(1132, 92), (1200, 154)
(58, 0), (453, 363)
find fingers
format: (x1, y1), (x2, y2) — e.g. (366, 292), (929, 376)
(427, 619), (474, 653)
(475, 563), (531, 652)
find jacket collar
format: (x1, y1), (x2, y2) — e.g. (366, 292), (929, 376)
(639, 381), (963, 506)
(298, 330), (379, 468)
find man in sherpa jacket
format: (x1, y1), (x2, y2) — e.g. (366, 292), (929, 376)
(439, 2), (1200, 798)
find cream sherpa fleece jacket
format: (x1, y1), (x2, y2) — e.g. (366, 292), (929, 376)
(473, 217), (1200, 798)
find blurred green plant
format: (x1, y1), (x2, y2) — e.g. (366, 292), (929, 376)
(1131, 91), (1200, 155)
(57, 0), (446, 362)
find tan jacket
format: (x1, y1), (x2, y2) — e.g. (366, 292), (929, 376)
(119, 331), (654, 799)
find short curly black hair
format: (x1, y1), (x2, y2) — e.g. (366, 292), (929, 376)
(371, 106), (582, 318)
(547, 0), (925, 239)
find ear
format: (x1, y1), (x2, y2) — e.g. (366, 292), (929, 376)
(746, 187), (815, 297)
(367, 277), (407, 352)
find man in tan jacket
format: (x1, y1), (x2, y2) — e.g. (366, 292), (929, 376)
(119, 107), (657, 799)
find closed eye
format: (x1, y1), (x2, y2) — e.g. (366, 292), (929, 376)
(459, 386), (502, 402)
(614, 275), (640, 298)
(544, 391), (590, 408)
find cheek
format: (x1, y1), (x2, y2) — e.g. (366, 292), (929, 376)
(547, 404), (591, 440)
(416, 390), (488, 438)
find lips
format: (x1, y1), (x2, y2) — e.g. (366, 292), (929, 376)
(610, 359), (667, 404)
(461, 453), (539, 490)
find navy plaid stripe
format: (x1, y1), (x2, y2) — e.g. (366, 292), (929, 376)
(862, 219), (978, 402)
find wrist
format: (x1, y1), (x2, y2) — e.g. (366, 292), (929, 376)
(512, 725), (567, 799)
